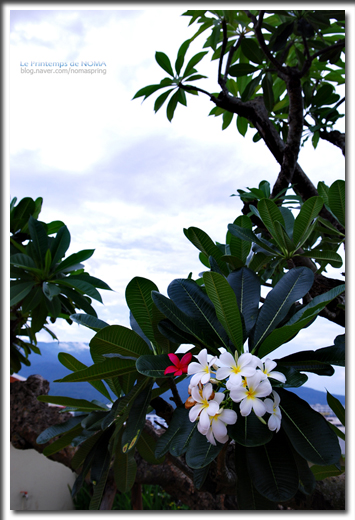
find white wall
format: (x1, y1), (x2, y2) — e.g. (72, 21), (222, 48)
(10, 444), (76, 510)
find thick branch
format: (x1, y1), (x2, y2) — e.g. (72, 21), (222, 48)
(319, 129), (345, 156)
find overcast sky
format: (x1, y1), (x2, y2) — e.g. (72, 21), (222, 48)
(8, 6), (348, 395)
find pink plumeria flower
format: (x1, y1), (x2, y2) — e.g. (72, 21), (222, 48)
(205, 408), (238, 445)
(189, 383), (222, 432)
(264, 390), (282, 432)
(188, 348), (217, 386)
(257, 358), (286, 384)
(216, 351), (257, 388)
(164, 352), (192, 376)
(229, 373), (272, 417)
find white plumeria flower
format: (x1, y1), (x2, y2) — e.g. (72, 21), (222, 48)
(205, 408), (238, 446)
(188, 348), (217, 386)
(264, 391), (282, 432)
(189, 383), (223, 432)
(229, 373), (272, 417)
(257, 358), (286, 384)
(216, 351), (257, 388)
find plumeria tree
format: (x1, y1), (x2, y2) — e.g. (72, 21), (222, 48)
(31, 9), (346, 510)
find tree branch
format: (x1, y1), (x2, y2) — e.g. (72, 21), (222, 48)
(319, 129), (345, 156)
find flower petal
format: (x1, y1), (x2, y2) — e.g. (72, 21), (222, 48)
(188, 362), (203, 375)
(219, 409), (237, 425)
(189, 403), (204, 422)
(239, 398), (253, 417)
(167, 353), (180, 366)
(199, 408), (212, 430)
(219, 352), (236, 368)
(181, 352), (193, 366)
(164, 365), (178, 375)
(216, 366), (232, 381)
(252, 398), (267, 417)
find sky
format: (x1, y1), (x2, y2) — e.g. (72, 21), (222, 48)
(7, 6), (350, 397)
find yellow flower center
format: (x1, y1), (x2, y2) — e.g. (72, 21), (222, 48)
(246, 388), (256, 399)
(232, 365), (241, 374)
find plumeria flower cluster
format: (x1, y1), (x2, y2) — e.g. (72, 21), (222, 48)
(165, 347), (286, 446)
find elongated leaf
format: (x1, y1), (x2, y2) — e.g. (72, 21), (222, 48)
(175, 39), (190, 75)
(36, 415), (83, 444)
(185, 428), (223, 469)
(10, 254), (42, 275)
(155, 407), (196, 458)
(310, 461), (345, 481)
(70, 313), (109, 331)
(245, 430), (299, 502)
(158, 319), (196, 346)
(203, 271), (243, 353)
(155, 51), (174, 76)
(136, 429), (165, 465)
(152, 291), (218, 353)
(301, 249), (343, 268)
(10, 197), (35, 233)
(292, 446), (316, 495)
(50, 225), (71, 266)
(257, 283), (345, 357)
(121, 380), (153, 453)
(89, 448), (111, 510)
(154, 88), (174, 112)
(125, 277), (159, 346)
(183, 226), (229, 275)
(21, 285), (43, 313)
(229, 62), (259, 76)
(293, 196), (324, 248)
(227, 267), (260, 335)
(53, 249), (94, 273)
(278, 388), (341, 465)
(241, 38), (264, 64)
(37, 395), (108, 411)
(326, 391), (345, 426)
(43, 425), (83, 456)
(258, 198), (285, 238)
(168, 278), (230, 349)
(90, 325), (151, 365)
(228, 224), (280, 256)
(262, 72), (274, 112)
(229, 215), (252, 263)
(183, 51), (208, 77)
(28, 215), (48, 268)
(114, 443), (137, 493)
(58, 352), (113, 402)
(228, 409), (273, 447)
(54, 357), (137, 383)
(136, 354), (171, 378)
(235, 444), (278, 510)
(68, 274), (112, 291)
(51, 278), (102, 303)
(10, 281), (35, 306)
(252, 267), (314, 352)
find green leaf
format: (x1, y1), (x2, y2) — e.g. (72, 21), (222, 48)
(241, 38), (264, 64)
(42, 282), (61, 301)
(175, 39), (190, 75)
(125, 277), (160, 347)
(326, 390), (345, 427)
(155, 51), (174, 76)
(53, 249), (94, 274)
(262, 72), (274, 111)
(152, 291), (218, 353)
(203, 271), (243, 353)
(310, 461), (344, 481)
(227, 267), (260, 336)
(278, 388), (341, 465)
(136, 354), (171, 378)
(236, 114), (248, 136)
(10, 197), (35, 233)
(52, 278), (103, 303)
(90, 324), (151, 362)
(70, 313), (109, 332)
(245, 429), (299, 502)
(10, 254), (43, 275)
(228, 409), (273, 447)
(37, 395), (108, 411)
(155, 407), (196, 458)
(114, 441), (137, 493)
(301, 249), (343, 268)
(121, 380), (153, 453)
(229, 62), (259, 76)
(253, 267), (314, 351)
(185, 428), (223, 469)
(28, 216), (48, 268)
(167, 278), (230, 349)
(258, 198), (285, 237)
(293, 196), (324, 248)
(241, 73), (262, 102)
(21, 286), (43, 313)
(49, 225), (71, 266)
(54, 357), (137, 383)
(228, 224), (281, 256)
(43, 425), (83, 457)
(328, 180), (345, 227)
(10, 281), (35, 306)
(166, 90), (179, 122)
(222, 110), (233, 130)
(317, 181), (329, 206)
(184, 226), (229, 275)
(183, 51), (208, 77)
(36, 415), (83, 444)
(154, 88), (174, 113)
(136, 429), (165, 465)
(58, 352), (113, 402)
